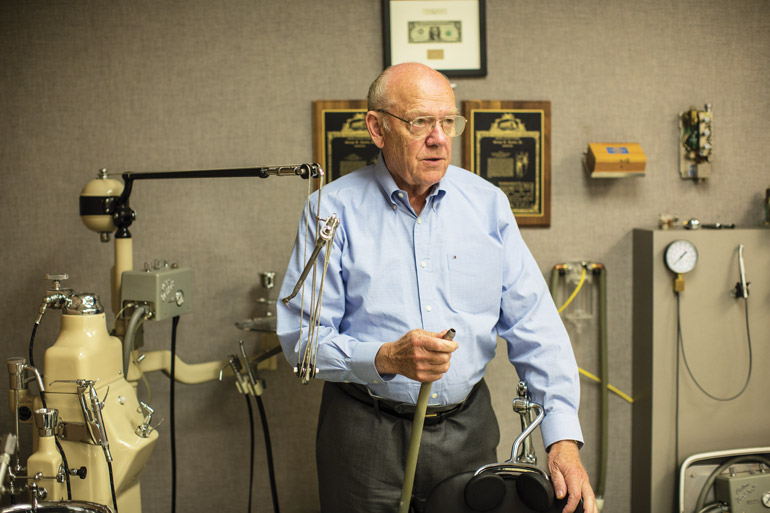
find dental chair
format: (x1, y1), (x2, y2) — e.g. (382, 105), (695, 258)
(424, 382), (583, 513)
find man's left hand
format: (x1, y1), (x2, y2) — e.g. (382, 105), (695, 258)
(547, 440), (596, 513)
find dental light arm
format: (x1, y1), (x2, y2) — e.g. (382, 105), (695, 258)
(79, 164), (323, 315)
(111, 164), (320, 236)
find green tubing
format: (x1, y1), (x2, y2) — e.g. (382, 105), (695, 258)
(549, 267), (560, 303)
(598, 266), (608, 500)
(398, 382), (432, 513)
(549, 263), (609, 501)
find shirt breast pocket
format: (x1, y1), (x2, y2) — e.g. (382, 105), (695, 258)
(447, 253), (502, 315)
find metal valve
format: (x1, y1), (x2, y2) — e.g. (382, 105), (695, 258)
(36, 274), (75, 324)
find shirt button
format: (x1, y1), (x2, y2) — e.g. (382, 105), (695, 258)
(392, 204), (397, 210)
(420, 261), (426, 268)
(417, 217), (422, 224)
(425, 305), (432, 312)
(431, 393), (438, 399)
(398, 192), (404, 198)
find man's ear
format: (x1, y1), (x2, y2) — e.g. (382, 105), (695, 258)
(366, 110), (386, 149)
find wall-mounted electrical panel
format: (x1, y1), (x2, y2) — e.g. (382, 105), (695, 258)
(679, 104), (713, 181)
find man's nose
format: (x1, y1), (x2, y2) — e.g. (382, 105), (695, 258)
(425, 121), (449, 145)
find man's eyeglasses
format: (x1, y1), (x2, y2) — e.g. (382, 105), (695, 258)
(377, 110), (466, 138)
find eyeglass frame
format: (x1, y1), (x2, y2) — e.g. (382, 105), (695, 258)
(375, 109), (467, 138)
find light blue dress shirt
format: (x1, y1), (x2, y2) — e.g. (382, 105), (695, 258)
(277, 155), (583, 447)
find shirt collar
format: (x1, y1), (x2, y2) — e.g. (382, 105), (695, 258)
(374, 152), (449, 208)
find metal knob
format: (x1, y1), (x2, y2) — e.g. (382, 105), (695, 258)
(44, 274), (69, 287)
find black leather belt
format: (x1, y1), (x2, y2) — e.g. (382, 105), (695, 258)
(338, 380), (483, 426)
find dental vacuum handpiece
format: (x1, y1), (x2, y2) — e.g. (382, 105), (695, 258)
(70, 380), (112, 461)
(737, 244), (749, 299)
(88, 385), (112, 462)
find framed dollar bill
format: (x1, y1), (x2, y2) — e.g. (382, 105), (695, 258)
(462, 100), (551, 227)
(382, 0), (487, 77)
(312, 100), (379, 185)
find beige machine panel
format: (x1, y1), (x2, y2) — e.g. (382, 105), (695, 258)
(632, 228), (770, 513)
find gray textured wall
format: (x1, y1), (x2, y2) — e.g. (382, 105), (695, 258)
(1, 1), (768, 512)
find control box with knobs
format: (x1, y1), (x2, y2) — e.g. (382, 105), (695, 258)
(120, 261), (192, 321)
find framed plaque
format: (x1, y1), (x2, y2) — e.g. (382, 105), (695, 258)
(462, 100), (551, 227)
(312, 100), (379, 184)
(382, 0), (487, 77)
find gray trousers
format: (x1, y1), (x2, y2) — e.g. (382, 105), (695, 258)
(316, 380), (500, 513)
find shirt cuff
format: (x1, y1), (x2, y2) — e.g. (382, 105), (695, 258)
(350, 341), (389, 384)
(540, 410), (584, 450)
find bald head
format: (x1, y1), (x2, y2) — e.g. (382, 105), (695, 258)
(367, 62), (453, 112)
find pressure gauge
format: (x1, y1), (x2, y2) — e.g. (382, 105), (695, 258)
(664, 239), (698, 274)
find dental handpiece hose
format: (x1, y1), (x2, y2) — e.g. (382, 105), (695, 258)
(398, 328), (455, 513)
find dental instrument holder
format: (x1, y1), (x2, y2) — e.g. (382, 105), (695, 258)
(398, 329), (456, 513)
(220, 340), (266, 397)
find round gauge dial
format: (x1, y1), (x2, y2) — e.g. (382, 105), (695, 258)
(664, 240), (698, 274)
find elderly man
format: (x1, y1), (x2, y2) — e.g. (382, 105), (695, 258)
(278, 62), (595, 513)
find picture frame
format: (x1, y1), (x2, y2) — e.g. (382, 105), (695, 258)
(462, 100), (551, 227)
(312, 100), (379, 185)
(382, 0), (487, 77)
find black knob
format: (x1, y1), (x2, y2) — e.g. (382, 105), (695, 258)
(70, 466), (87, 479)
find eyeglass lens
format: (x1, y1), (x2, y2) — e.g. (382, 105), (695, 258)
(412, 116), (465, 137)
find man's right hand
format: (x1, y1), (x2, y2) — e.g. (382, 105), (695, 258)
(374, 329), (458, 382)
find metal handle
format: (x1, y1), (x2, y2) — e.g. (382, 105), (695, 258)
(398, 328), (456, 513)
